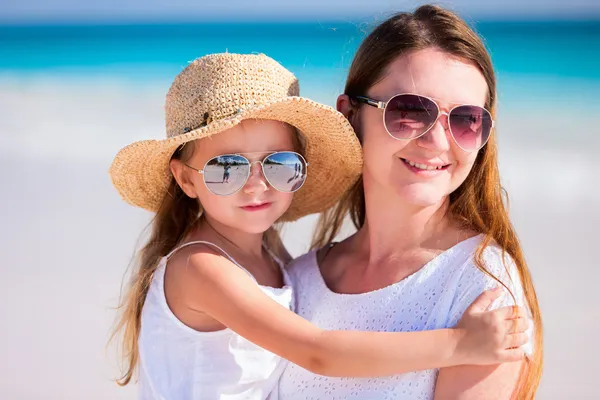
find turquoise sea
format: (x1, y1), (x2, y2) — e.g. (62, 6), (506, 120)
(1, 21), (599, 91)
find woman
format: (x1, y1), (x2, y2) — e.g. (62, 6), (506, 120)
(278, 5), (542, 400)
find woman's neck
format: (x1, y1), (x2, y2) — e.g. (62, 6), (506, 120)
(353, 177), (452, 265)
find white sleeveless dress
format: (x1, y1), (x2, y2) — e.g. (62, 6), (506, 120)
(138, 241), (294, 400)
(278, 235), (533, 400)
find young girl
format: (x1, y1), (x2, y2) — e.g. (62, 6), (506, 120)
(109, 53), (530, 399)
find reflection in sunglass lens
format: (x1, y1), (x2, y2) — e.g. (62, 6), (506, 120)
(263, 152), (307, 193)
(448, 105), (492, 151)
(384, 94), (438, 140)
(203, 154), (249, 195)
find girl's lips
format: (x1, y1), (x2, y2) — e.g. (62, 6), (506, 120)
(240, 202), (272, 212)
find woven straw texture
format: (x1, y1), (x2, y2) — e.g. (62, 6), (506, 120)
(109, 53), (363, 222)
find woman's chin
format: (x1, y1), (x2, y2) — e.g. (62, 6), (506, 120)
(395, 185), (448, 208)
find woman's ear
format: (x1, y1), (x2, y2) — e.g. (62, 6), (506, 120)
(337, 94), (362, 141)
(169, 159), (198, 199)
(336, 94), (354, 120)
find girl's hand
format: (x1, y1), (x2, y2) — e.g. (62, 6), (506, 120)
(454, 287), (530, 365)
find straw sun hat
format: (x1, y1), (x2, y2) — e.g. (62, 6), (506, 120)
(109, 53), (363, 222)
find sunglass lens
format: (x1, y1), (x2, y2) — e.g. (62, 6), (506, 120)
(384, 94), (438, 139)
(448, 105), (492, 151)
(263, 152), (307, 193)
(203, 154), (249, 196)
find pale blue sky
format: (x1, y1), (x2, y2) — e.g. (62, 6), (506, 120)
(1, 0), (599, 23)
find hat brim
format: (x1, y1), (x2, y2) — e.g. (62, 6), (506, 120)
(109, 96), (363, 222)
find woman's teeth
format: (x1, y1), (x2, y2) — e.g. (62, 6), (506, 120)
(404, 159), (445, 170)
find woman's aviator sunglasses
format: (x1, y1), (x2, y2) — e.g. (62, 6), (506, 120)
(352, 93), (494, 151)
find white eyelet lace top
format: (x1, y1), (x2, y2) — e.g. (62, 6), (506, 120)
(137, 241), (294, 400)
(278, 235), (533, 400)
